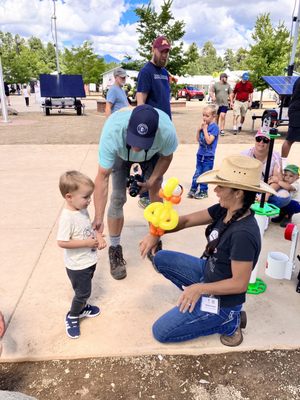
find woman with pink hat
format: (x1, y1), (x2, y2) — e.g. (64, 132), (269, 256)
(241, 129), (290, 208)
(140, 155), (276, 347)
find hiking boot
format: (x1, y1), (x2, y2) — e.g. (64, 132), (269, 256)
(109, 245), (127, 280)
(280, 216), (291, 228)
(65, 313), (80, 339)
(194, 191), (208, 199)
(187, 190), (196, 198)
(220, 327), (243, 347)
(79, 304), (100, 319)
(138, 196), (151, 209)
(147, 240), (163, 269)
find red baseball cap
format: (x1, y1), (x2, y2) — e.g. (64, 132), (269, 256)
(153, 36), (171, 52)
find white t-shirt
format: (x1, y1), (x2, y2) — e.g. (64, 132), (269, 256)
(291, 180), (300, 202)
(57, 208), (98, 270)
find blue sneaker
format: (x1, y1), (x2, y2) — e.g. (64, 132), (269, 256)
(65, 313), (80, 339)
(79, 304), (100, 319)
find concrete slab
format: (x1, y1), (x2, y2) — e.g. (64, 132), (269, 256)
(1, 143), (300, 361)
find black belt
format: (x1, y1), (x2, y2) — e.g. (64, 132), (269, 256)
(237, 100), (248, 102)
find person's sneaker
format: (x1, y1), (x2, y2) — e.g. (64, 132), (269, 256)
(187, 190), (196, 198)
(220, 130), (225, 136)
(138, 196), (151, 209)
(238, 124), (242, 132)
(109, 245), (127, 280)
(65, 313), (80, 339)
(147, 240), (162, 268)
(271, 215), (284, 224)
(194, 191), (208, 199)
(240, 311), (247, 329)
(280, 216), (291, 228)
(79, 304), (100, 319)
(233, 125), (238, 135)
(220, 327), (243, 347)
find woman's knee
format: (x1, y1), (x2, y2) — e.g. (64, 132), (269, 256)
(153, 250), (173, 273)
(152, 319), (170, 343)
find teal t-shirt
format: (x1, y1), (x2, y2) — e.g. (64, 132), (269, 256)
(98, 108), (178, 169)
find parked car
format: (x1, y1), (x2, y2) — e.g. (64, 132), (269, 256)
(176, 86), (205, 101)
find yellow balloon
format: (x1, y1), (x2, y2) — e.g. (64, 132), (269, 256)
(162, 177), (179, 198)
(144, 177), (182, 234)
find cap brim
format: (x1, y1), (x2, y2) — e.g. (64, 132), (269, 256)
(196, 169), (277, 195)
(157, 45), (171, 51)
(126, 130), (155, 150)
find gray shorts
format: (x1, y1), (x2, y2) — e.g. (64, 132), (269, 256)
(107, 154), (159, 219)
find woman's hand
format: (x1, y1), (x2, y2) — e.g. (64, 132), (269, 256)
(177, 284), (203, 313)
(139, 233), (160, 259)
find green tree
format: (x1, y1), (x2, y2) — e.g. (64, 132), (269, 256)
(61, 41), (106, 83)
(235, 47), (249, 70)
(223, 49), (237, 70)
(135, 0), (186, 75)
(246, 13), (290, 92)
(182, 42), (204, 75)
(199, 41), (224, 74)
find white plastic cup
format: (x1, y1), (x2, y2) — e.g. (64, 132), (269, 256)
(265, 251), (289, 279)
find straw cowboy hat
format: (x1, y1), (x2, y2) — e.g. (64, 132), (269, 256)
(197, 155), (276, 194)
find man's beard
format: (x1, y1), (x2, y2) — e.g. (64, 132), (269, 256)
(153, 54), (167, 67)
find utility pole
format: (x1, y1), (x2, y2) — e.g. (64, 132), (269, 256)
(0, 55), (9, 123)
(52, 0), (61, 74)
(288, 0), (300, 76)
(40, 0), (61, 73)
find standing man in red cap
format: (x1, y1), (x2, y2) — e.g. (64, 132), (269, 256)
(136, 35), (172, 208)
(136, 35), (172, 119)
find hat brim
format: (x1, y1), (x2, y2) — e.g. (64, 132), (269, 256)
(157, 45), (171, 51)
(126, 130), (155, 150)
(197, 169), (277, 195)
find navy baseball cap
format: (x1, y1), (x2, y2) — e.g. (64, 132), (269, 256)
(126, 105), (159, 150)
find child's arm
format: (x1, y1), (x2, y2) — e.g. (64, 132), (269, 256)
(96, 231), (107, 250)
(202, 123), (215, 145)
(57, 237), (99, 250)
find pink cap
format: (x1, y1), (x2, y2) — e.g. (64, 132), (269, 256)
(153, 36), (171, 52)
(255, 129), (270, 140)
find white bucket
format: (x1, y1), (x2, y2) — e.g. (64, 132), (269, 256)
(265, 252), (289, 279)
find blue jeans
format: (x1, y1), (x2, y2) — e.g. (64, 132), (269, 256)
(190, 155), (214, 193)
(268, 194), (291, 208)
(280, 200), (300, 217)
(152, 250), (242, 343)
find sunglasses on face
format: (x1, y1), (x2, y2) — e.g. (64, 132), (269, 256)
(255, 136), (270, 144)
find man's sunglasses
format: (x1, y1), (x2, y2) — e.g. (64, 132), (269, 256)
(255, 136), (270, 144)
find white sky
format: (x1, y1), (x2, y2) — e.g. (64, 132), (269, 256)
(0, 0), (298, 59)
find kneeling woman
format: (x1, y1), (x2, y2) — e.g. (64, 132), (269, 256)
(140, 155), (276, 346)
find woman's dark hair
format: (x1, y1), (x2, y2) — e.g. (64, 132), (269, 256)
(202, 189), (257, 258)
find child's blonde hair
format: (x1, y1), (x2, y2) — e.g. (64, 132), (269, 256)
(59, 170), (94, 197)
(203, 104), (217, 117)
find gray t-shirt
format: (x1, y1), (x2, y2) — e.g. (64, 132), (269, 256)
(212, 82), (232, 106)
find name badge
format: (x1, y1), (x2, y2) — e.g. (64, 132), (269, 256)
(200, 296), (220, 314)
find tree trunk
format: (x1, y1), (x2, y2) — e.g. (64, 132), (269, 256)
(259, 90), (264, 108)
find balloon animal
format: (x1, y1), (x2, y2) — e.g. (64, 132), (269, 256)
(144, 177), (183, 236)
